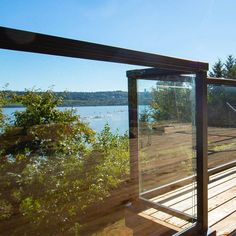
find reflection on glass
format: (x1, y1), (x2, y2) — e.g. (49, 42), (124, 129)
(137, 75), (197, 229)
(0, 89), (132, 235)
(0, 53), (136, 235)
(208, 85), (236, 169)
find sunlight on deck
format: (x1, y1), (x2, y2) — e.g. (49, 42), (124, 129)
(127, 166), (236, 235)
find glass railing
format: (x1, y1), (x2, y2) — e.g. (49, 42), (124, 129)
(127, 71), (198, 230)
(208, 84), (236, 169)
(0, 51), (144, 235)
(1, 26), (222, 235)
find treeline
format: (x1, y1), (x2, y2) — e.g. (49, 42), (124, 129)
(3, 90), (152, 107)
(208, 55), (236, 127)
(209, 55), (236, 78)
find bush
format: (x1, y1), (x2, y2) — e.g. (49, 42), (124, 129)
(0, 90), (129, 235)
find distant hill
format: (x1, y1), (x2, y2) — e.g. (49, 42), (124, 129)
(3, 90), (152, 107)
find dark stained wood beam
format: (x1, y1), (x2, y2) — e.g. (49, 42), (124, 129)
(0, 26), (208, 72)
(207, 77), (236, 86)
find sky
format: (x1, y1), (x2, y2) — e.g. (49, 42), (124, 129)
(1, 0), (236, 91)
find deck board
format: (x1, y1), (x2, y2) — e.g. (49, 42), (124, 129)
(138, 166), (236, 235)
(151, 167), (236, 205)
(212, 211), (236, 236)
(208, 198), (236, 226)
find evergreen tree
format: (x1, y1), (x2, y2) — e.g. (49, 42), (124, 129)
(228, 64), (236, 79)
(209, 59), (225, 78)
(224, 55), (235, 78)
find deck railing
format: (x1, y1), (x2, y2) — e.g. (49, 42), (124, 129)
(3, 26), (235, 235)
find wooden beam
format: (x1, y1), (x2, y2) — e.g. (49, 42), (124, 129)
(141, 175), (195, 199)
(208, 160), (236, 176)
(207, 77), (236, 86)
(139, 197), (196, 223)
(0, 26), (208, 71)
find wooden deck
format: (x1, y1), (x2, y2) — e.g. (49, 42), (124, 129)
(126, 166), (236, 235)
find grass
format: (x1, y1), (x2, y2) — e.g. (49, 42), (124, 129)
(209, 142), (236, 152)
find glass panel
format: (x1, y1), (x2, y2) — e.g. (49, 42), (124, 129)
(208, 84), (236, 169)
(137, 75), (197, 230)
(0, 50), (146, 235)
(207, 84), (236, 226)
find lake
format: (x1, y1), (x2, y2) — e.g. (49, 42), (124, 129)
(3, 105), (131, 134)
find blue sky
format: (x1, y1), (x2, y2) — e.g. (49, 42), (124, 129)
(0, 0), (236, 91)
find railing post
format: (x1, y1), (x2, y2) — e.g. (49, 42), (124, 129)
(128, 77), (139, 200)
(195, 71), (209, 233)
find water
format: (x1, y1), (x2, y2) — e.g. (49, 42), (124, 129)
(3, 105), (130, 134)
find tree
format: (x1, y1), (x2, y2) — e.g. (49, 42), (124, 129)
(0, 90), (129, 235)
(0, 89), (9, 132)
(208, 55), (236, 126)
(209, 55), (236, 79)
(224, 55), (235, 78)
(150, 81), (192, 123)
(12, 89), (77, 128)
(0, 91), (5, 130)
(227, 64), (236, 79)
(209, 59), (225, 78)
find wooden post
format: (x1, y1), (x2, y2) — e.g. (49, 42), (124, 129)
(128, 77), (139, 200)
(196, 71), (209, 233)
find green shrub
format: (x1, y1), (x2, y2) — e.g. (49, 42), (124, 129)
(0, 90), (129, 234)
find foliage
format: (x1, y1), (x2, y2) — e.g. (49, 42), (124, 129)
(0, 91), (5, 130)
(92, 124), (129, 182)
(4, 90), (152, 107)
(144, 61), (236, 127)
(208, 84), (236, 127)
(11, 89), (78, 128)
(0, 89), (9, 132)
(209, 55), (236, 79)
(227, 64), (236, 79)
(150, 82), (192, 123)
(209, 59), (225, 78)
(208, 55), (236, 126)
(139, 108), (151, 124)
(0, 90), (129, 235)
(225, 55), (235, 77)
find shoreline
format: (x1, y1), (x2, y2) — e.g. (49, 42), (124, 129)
(2, 104), (129, 108)
(2, 103), (150, 108)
